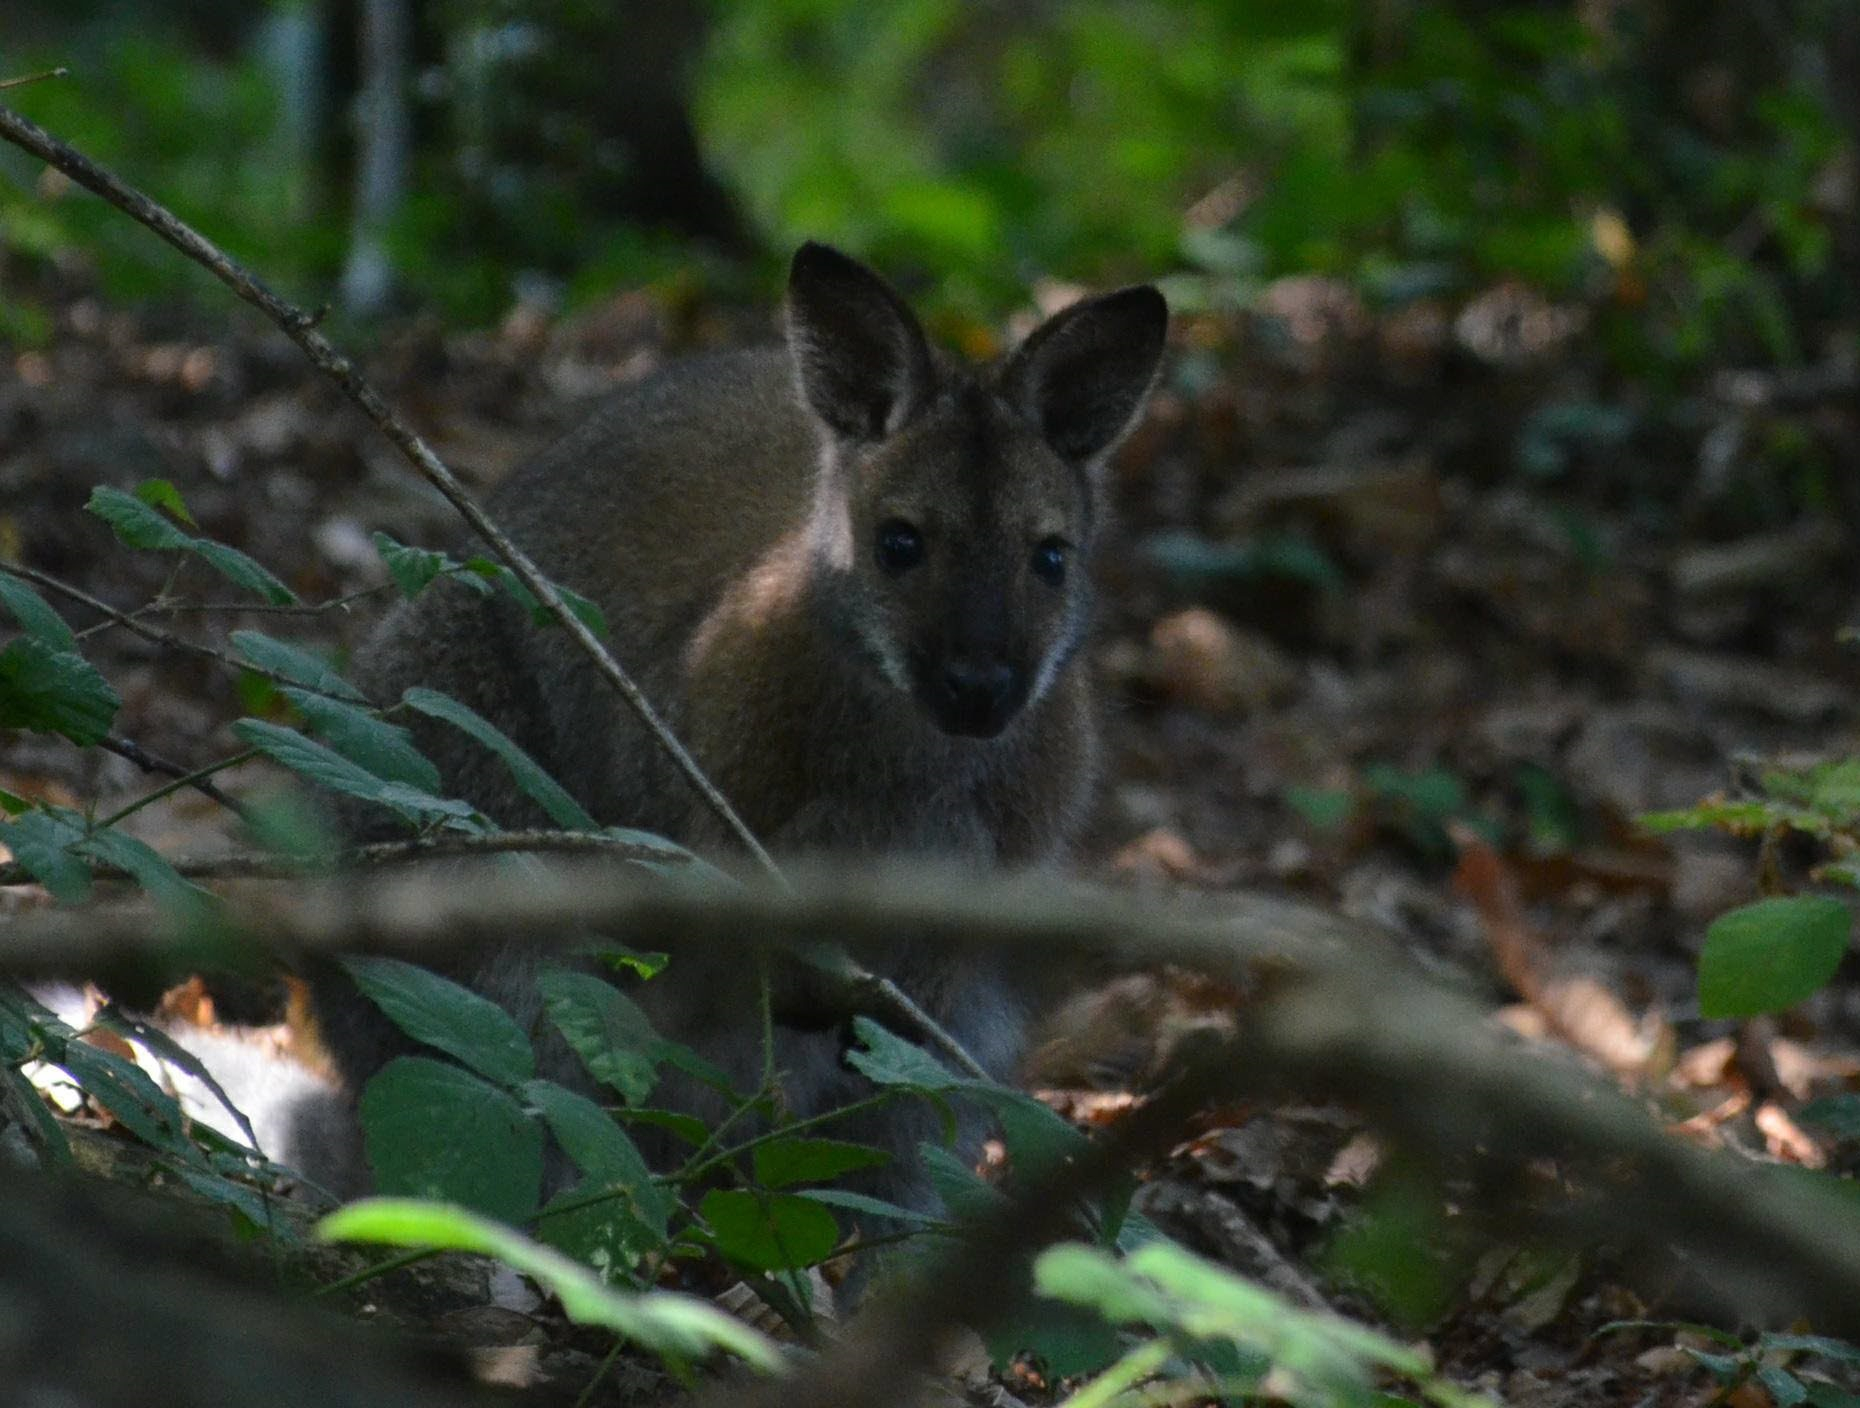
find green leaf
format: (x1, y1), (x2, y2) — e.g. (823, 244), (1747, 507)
(700, 1189), (841, 1273)
(1, 1062), (72, 1167)
(343, 956), (535, 1086)
(845, 1016), (961, 1091)
(318, 1197), (781, 1370)
(284, 689), (441, 793)
(523, 1080), (673, 1232)
(77, 826), (215, 915)
(360, 1057), (543, 1222)
(964, 1086), (1089, 1178)
(525, 1081), (674, 1278)
(796, 1187), (943, 1229)
(1698, 896), (1851, 1018)
(231, 631), (365, 701)
(372, 532), (481, 599)
(232, 719), (478, 829)
(0, 572), (75, 648)
(401, 687), (596, 830)
(753, 1137), (891, 1190)
(920, 1143), (1008, 1222)
(0, 637), (121, 744)
(189, 540), (297, 605)
(133, 477), (196, 525)
(538, 968), (664, 1106)
(473, 560), (609, 637)
(55, 1038), (201, 1164)
(87, 484), (194, 550)
(86, 486), (295, 603)
(0, 809), (94, 902)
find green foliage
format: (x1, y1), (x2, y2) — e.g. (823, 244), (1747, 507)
(1697, 897), (1851, 1019)
(1643, 755), (1860, 1018)
(1036, 1240), (1494, 1408)
(88, 485), (296, 605)
(1600, 1322), (1860, 1408)
(318, 1198), (783, 1373)
(0, 983), (308, 1227)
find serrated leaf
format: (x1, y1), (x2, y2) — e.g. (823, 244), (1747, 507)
(344, 956), (535, 1086)
(233, 719), (476, 829)
(0, 809), (94, 902)
(318, 1197), (781, 1369)
(56, 1038), (201, 1163)
(133, 477), (195, 525)
(1, 1063), (72, 1167)
(796, 1187), (942, 1229)
(284, 689), (441, 793)
(479, 562), (609, 637)
(0, 572), (75, 648)
(700, 1189), (841, 1273)
(753, 1136), (891, 1190)
(845, 1016), (961, 1091)
(523, 1081), (672, 1228)
(360, 1057), (543, 1221)
(963, 1085), (1089, 1177)
(372, 532), (458, 598)
(77, 826), (215, 915)
(88, 484), (195, 550)
(538, 968), (664, 1106)
(86, 486), (294, 603)
(230, 631), (365, 701)
(190, 539), (296, 604)
(1698, 896), (1852, 1018)
(0, 637), (121, 744)
(401, 687), (596, 830)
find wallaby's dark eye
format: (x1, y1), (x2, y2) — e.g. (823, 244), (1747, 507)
(876, 519), (925, 575)
(1032, 537), (1068, 587)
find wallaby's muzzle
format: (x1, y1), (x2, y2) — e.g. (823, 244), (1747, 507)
(924, 656), (1023, 738)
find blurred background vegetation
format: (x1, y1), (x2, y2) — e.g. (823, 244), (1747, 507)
(2, 0), (1856, 382)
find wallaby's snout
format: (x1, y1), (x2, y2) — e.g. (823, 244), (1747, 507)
(928, 654), (1021, 738)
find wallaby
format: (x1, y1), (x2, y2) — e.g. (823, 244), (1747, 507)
(307, 243), (1167, 1214)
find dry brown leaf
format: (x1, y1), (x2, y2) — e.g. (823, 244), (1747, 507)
(1755, 1101), (1826, 1168)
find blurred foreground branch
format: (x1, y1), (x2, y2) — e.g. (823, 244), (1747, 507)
(4, 860), (1859, 1355)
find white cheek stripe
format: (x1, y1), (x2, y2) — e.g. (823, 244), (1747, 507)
(858, 617), (913, 693)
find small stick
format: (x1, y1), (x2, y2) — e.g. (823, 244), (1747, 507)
(0, 100), (782, 885)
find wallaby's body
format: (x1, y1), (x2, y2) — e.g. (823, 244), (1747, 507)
(313, 245), (1166, 1208)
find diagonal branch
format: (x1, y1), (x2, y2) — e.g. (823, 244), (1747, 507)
(0, 99), (781, 885)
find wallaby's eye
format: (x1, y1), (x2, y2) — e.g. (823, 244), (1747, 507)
(876, 519), (926, 575)
(1031, 537), (1068, 587)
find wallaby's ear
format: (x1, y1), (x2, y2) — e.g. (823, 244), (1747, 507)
(1002, 285), (1168, 468)
(786, 242), (935, 442)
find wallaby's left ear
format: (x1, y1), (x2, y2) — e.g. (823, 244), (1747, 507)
(1002, 285), (1168, 469)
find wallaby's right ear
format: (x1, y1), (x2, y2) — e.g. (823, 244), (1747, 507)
(786, 242), (935, 443)
(1002, 284), (1168, 470)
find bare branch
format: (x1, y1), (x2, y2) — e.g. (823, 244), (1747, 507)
(3, 564), (355, 702)
(0, 100), (781, 884)
(97, 735), (253, 826)
(2, 860), (1856, 1346)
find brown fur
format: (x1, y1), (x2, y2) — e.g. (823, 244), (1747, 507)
(310, 245), (1167, 1214)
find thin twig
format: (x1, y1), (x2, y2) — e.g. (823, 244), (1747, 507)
(144, 582), (395, 617)
(0, 828), (698, 888)
(3, 564), (357, 703)
(0, 101), (782, 886)
(96, 748), (258, 830)
(0, 68), (68, 91)
(97, 735), (254, 826)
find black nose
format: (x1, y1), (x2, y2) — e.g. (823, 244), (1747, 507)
(934, 660), (1018, 737)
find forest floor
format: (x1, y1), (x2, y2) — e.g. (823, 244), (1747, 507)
(5, 260), (1860, 1407)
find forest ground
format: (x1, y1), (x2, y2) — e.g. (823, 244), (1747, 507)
(4, 259), (1860, 1406)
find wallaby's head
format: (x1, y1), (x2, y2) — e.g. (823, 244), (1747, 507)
(786, 242), (1166, 740)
